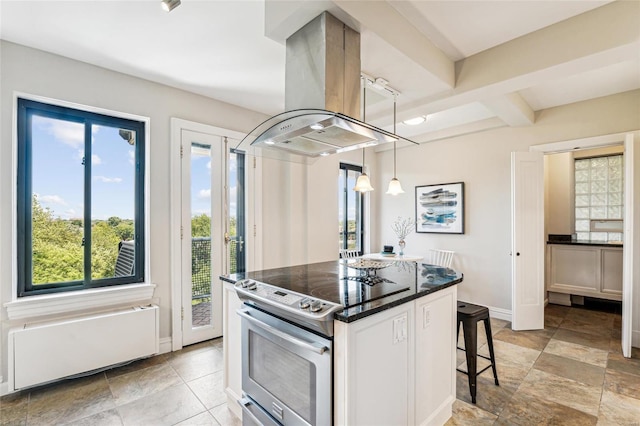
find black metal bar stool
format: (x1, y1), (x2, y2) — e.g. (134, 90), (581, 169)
(456, 301), (499, 403)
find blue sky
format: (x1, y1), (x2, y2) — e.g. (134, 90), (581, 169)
(32, 115), (135, 221)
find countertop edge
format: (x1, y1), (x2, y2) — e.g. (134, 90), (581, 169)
(547, 240), (623, 248)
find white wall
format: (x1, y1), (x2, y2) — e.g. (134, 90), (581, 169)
(373, 90), (640, 319)
(0, 41), (268, 385)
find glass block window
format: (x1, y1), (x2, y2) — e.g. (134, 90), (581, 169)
(574, 154), (623, 241)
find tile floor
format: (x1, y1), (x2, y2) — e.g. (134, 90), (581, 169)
(1, 303), (639, 425)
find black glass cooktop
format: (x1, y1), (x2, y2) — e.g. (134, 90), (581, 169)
(241, 261), (412, 308)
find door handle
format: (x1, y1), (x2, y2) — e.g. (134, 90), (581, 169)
(237, 309), (329, 354)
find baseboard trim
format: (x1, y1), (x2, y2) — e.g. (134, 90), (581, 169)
(633, 330), (640, 348)
(159, 337), (172, 354)
(487, 306), (512, 323)
(0, 380), (8, 397)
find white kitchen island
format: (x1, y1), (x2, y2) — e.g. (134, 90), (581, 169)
(222, 261), (461, 425)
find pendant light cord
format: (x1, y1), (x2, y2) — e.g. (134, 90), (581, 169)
(393, 98), (397, 178)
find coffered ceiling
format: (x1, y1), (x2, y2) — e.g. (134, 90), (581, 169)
(1, 0), (638, 143)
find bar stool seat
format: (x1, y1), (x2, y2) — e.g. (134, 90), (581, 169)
(456, 301), (499, 403)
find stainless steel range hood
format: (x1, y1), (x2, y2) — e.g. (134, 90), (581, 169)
(234, 12), (417, 164)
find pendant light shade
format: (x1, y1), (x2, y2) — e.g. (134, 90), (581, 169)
(386, 176), (404, 195)
(354, 173), (375, 192)
(354, 145), (374, 192)
(386, 99), (405, 195)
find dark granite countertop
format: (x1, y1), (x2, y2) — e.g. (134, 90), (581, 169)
(547, 240), (623, 248)
(221, 260), (462, 323)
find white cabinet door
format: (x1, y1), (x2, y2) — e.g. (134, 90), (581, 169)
(222, 282), (243, 419)
(334, 303), (415, 426)
(414, 286), (457, 426)
(511, 151), (545, 330)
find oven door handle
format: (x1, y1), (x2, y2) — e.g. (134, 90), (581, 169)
(238, 309), (329, 355)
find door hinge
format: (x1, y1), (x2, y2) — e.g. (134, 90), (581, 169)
(180, 226), (184, 239)
(253, 157), (256, 168)
(254, 224), (257, 237)
(181, 307), (184, 320)
(180, 145), (184, 158)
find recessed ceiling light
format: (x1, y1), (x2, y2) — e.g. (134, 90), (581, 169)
(402, 116), (427, 126)
(310, 123), (324, 130)
(264, 140), (275, 145)
(320, 152), (330, 157)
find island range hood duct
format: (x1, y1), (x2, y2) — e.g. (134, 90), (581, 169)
(234, 12), (417, 164)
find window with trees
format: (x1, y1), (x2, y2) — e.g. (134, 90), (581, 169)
(17, 98), (146, 297)
(339, 163), (363, 254)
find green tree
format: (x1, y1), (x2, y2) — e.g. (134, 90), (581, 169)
(32, 196), (83, 284)
(191, 214), (211, 237)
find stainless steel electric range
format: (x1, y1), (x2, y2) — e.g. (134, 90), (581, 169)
(234, 260), (413, 426)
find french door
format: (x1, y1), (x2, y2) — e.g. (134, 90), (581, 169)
(180, 130), (224, 345)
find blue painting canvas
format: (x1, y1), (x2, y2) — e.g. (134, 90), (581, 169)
(415, 182), (464, 234)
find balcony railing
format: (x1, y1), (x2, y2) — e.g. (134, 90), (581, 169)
(191, 237), (238, 301)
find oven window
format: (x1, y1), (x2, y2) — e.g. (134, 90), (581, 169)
(249, 332), (315, 423)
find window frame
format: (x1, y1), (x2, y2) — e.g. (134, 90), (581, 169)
(339, 162), (364, 255)
(16, 98), (146, 297)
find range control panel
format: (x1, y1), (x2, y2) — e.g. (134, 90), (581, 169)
(235, 279), (342, 320)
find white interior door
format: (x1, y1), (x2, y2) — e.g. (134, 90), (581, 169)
(180, 130), (224, 345)
(511, 151), (545, 330)
(622, 134), (635, 357)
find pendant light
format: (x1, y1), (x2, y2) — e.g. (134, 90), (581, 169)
(353, 148), (374, 192)
(386, 98), (405, 195)
(354, 85), (374, 192)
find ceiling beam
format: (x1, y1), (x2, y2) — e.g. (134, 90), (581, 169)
(332, 0), (455, 88)
(483, 93), (535, 126)
(366, 0), (639, 125)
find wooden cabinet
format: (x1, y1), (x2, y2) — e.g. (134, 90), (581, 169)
(547, 244), (623, 301)
(334, 286), (457, 426)
(222, 281), (243, 419)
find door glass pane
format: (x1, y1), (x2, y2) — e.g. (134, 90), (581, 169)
(91, 124), (136, 280)
(338, 168), (345, 249)
(191, 143), (212, 327)
(249, 332), (313, 423)
(229, 151), (245, 274)
(31, 115), (84, 285)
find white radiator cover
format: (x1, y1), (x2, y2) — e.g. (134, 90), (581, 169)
(9, 305), (159, 390)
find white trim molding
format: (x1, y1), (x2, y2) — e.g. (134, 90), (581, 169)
(488, 305), (512, 323)
(4, 283), (155, 320)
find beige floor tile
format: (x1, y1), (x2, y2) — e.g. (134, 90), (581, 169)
(597, 389), (640, 425)
(533, 352), (605, 387)
(517, 369), (602, 416)
(105, 354), (169, 379)
(0, 391), (29, 426)
(543, 339), (609, 368)
(493, 327), (554, 351)
(108, 363), (183, 406)
(607, 350), (640, 376)
(117, 383), (206, 426)
(496, 388), (597, 426)
(545, 304), (571, 318)
(456, 372), (514, 416)
(553, 328), (611, 351)
(27, 375), (115, 425)
(187, 371), (227, 410)
(62, 408), (123, 426)
(444, 399), (497, 426)
(169, 347), (224, 382)
(544, 314), (564, 328)
(209, 403), (241, 426)
(559, 317), (614, 338)
(174, 411), (219, 426)
(487, 339), (541, 368)
(604, 369), (640, 400)
(565, 308), (615, 325)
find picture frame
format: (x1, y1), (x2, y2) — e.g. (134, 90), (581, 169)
(415, 182), (464, 234)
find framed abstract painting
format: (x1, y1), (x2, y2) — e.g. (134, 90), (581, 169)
(415, 182), (464, 234)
